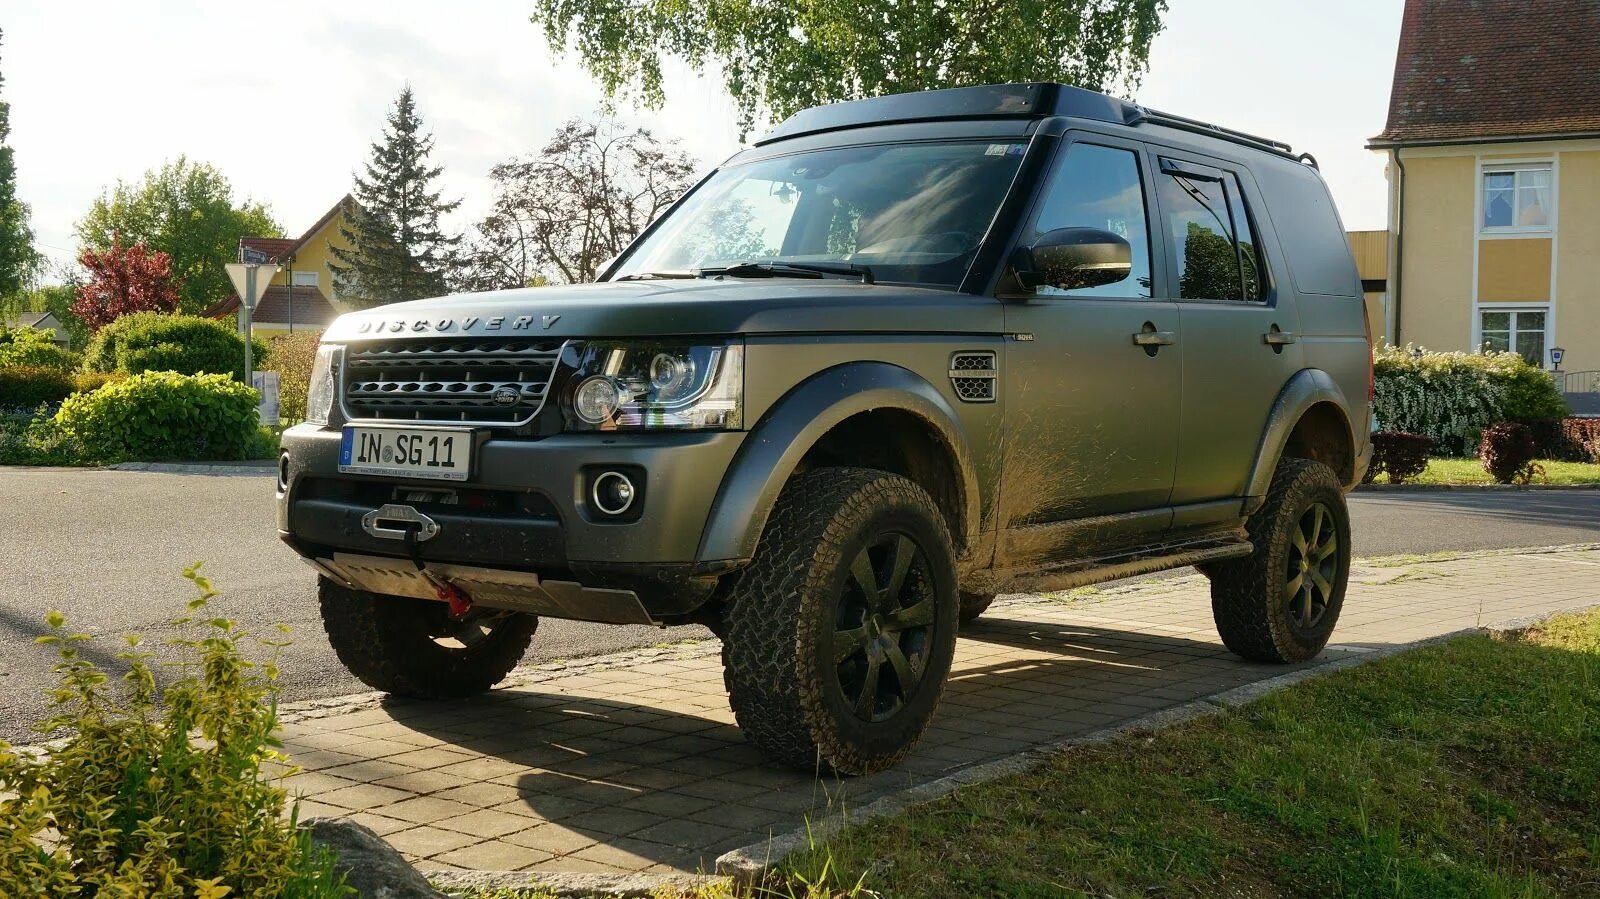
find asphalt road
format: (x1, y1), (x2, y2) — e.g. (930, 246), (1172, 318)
(3, 468), (1598, 744)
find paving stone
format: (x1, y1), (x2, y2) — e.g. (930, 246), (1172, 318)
(279, 548), (1599, 877)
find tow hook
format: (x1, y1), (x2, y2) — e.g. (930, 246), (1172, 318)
(426, 573), (474, 619)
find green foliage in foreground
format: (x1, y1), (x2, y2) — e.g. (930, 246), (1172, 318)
(790, 609), (1600, 898)
(54, 370), (260, 463)
(0, 566), (348, 897)
(1374, 345), (1569, 456)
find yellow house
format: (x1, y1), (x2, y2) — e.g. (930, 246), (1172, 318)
(205, 195), (357, 334)
(1368, 0), (1600, 387)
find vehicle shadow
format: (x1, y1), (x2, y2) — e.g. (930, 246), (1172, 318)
(367, 614), (1339, 873)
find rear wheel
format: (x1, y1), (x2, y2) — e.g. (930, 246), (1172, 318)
(721, 468), (959, 775)
(1209, 458), (1350, 663)
(319, 579), (538, 699)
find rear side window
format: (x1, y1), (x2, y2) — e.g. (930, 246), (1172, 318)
(1250, 160), (1359, 297)
(1155, 162), (1266, 302)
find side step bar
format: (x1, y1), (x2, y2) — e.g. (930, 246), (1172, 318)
(310, 553), (659, 626)
(967, 534), (1253, 597)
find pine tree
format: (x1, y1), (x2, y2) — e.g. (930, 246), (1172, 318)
(330, 87), (460, 308)
(0, 28), (38, 303)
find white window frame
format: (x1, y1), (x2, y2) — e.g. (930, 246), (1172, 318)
(290, 270), (320, 288)
(1474, 304), (1551, 366)
(1479, 163), (1554, 234)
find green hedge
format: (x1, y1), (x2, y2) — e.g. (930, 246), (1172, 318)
(84, 313), (266, 381)
(268, 330), (323, 424)
(55, 371), (260, 462)
(0, 365), (77, 409)
(0, 326), (80, 372)
(1373, 346), (1569, 456)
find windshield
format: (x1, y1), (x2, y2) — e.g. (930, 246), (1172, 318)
(610, 140), (1029, 288)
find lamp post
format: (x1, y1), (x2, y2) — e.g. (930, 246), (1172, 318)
(1550, 346), (1565, 372)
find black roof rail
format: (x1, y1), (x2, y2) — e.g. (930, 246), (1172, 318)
(1130, 106), (1295, 158)
(756, 82), (1299, 161)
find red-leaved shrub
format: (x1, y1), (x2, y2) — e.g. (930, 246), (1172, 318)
(1561, 418), (1600, 463)
(1365, 431), (1434, 484)
(1480, 422), (1540, 484)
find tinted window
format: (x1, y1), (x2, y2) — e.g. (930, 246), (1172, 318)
(1249, 159), (1358, 297)
(1027, 143), (1151, 298)
(1158, 168), (1237, 300)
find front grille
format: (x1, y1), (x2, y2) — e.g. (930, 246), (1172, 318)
(342, 337), (564, 425)
(949, 351), (997, 403)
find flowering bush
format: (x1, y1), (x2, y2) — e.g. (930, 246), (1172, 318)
(1479, 422), (1541, 484)
(0, 566), (348, 897)
(1364, 431), (1434, 484)
(1373, 346), (1568, 456)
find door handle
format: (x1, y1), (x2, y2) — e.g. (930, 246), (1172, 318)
(1132, 329), (1177, 347)
(1263, 329), (1298, 346)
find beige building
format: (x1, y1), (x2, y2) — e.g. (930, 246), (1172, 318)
(1368, 0), (1600, 385)
(204, 195), (356, 334)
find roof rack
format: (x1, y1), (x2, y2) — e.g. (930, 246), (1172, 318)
(756, 83), (1300, 161)
(1130, 106), (1295, 158)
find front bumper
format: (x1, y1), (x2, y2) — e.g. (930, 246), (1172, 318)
(277, 424), (747, 619)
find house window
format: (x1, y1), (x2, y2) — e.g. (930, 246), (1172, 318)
(1482, 167), (1551, 230)
(290, 270), (320, 288)
(1480, 308), (1547, 366)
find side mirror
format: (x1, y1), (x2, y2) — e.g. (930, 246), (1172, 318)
(1011, 227), (1132, 291)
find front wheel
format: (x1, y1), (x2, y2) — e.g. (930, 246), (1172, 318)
(319, 579), (538, 699)
(721, 468), (959, 775)
(1208, 458), (1350, 663)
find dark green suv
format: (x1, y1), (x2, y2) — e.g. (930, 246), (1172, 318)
(278, 83), (1372, 774)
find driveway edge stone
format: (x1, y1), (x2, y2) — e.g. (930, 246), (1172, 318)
(712, 601), (1600, 881)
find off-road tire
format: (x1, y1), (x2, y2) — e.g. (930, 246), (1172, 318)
(958, 592), (996, 625)
(1209, 458), (1350, 663)
(721, 467), (959, 775)
(319, 579), (538, 699)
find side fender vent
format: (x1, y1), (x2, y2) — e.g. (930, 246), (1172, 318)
(949, 351), (997, 403)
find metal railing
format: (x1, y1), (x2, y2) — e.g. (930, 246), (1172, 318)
(1557, 370), (1600, 416)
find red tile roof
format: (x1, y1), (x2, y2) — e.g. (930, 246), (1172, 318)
(239, 237), (296, 262)
(203, 285), (339, 328)
(1372, 0), (1600, 146)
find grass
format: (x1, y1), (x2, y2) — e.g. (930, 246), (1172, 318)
(1375, 457), (1600, 486)
(777, 607), (1600, 898)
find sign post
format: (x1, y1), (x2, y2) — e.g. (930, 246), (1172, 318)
(225, 262), (280, 385)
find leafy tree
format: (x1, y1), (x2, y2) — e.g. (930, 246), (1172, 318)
(528, 0), (1168, 134)
(1178, 222), (1242, 301)
(459, 118), (697, 288)
(75, 157), (279, 314)
(0, 28), (36, 304)
(71, 240), (182, 332)
(330, 87), (460, 307)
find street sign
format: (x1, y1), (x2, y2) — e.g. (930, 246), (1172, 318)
(241, 246), (271, 264)
(226, 262), (279, 311)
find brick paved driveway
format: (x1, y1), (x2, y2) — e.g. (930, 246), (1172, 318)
(278, 546), (1600, 876)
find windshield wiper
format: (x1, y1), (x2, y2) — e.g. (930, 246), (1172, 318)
(701, 261), (875, 284)
(613, 270), (702, 281)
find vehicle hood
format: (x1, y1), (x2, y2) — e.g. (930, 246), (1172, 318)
(320, 279), (1000, 342)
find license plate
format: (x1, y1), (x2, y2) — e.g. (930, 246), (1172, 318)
(340, 426), (472, 481)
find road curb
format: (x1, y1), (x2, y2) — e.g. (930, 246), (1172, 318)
(1355, 482), (1600, 492)
(429, 870), (726, 898)
(108, 461), (276, 476)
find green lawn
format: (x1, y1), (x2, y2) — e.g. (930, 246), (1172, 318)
(775, 608), (1600, 898)
(1376, 457), (1600, 486)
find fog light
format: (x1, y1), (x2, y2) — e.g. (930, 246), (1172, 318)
(591, 471), (636, 516)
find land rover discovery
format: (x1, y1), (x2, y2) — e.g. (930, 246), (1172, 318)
(278, 83), (1373, 774)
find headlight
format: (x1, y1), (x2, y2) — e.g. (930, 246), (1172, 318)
(305, 344), (341, 426)
(562, 340), (742, 431)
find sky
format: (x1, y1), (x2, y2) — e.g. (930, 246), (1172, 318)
(4, 0), (1404, 273)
